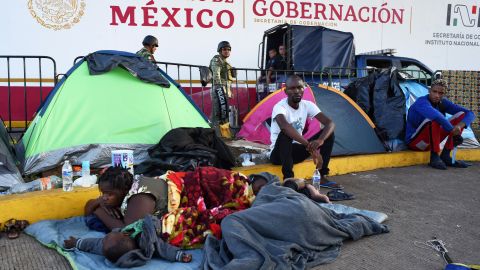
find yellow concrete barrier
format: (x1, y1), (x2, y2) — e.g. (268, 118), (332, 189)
(239, 149), (480, 179)
(1, 149), (479, 229)
(0, 187), (99, 230)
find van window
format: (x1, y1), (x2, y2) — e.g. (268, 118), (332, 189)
(400, 61), (432, 82)
(365, 59), (392, 69)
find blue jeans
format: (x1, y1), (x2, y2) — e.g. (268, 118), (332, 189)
(84, 214), (110, 233)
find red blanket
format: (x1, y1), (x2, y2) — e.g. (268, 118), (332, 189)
(162, 167), (253, 248)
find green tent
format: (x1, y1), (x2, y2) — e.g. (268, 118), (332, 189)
(1, 116), (23, 189)
(18, 51), (209, 175)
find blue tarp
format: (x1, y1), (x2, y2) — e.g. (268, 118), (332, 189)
(24, 216), (203, 270)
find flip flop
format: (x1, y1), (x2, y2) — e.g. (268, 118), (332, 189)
(327, 190), (355, 201)
(320, 180), (344, 190)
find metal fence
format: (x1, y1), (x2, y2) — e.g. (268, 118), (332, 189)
(153, 62), (344, 124)
(0, 54), (461, 138)
(156, 61), (268, 123)
(0, 56), (57, 135)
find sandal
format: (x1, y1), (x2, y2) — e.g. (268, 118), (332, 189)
(327, 190), (355, 201)
(16, 220), (29, 230)
(7, 229), (20, 240)
(320, 179), (344, 190)
(3, 218), (29, 240)
(4, 219), (19, 239)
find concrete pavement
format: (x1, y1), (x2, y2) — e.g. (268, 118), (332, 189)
(318, 163), (479, 270)
(1, 163), (478, 269)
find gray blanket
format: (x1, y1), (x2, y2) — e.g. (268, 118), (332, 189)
(202, 173), (389, 270)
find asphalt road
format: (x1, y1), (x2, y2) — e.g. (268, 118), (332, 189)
(317, 163), (480, 270)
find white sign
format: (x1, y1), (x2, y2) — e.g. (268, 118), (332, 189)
(1, 0), (479, 73)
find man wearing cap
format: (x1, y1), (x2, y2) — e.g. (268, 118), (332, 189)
(406, 79), (475, 169)
(269, 75), (337, 184)
(209, 41), (236, 130)
(136, 35), (158, 62)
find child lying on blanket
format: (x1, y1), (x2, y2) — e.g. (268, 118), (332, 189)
(249, 172), (331, 203)
(64, 215), (192, 268)
(86, 166), (254, 250)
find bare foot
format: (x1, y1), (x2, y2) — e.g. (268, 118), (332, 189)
(306, 184), (330, 203)
(181, 253), (192, 263)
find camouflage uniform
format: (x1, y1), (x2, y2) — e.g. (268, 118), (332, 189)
(136, 47), (156, 62)
(209, 54), (235, 128)
(209, 54), (235, 98)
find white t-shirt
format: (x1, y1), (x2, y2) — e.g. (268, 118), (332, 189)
(270, 98), (321, 150)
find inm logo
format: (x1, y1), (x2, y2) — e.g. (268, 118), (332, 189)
(446, 4), (480, 27)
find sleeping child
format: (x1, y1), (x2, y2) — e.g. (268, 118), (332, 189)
(64, 214), (192, 268)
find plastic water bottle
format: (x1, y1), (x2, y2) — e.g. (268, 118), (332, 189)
(62, 160), (73, 192)
(312, 169), (321, 191)
(5, 176), (62, 194)
(81, 160), (90, 177)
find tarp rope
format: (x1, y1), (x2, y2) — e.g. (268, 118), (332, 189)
(413, 238), (480, 269)
(414, 238), (452, 264)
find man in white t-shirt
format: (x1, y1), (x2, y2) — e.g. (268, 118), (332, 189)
(270, 75), (336, 180)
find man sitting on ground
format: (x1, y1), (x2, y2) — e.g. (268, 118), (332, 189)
(406, 79), (475, 169)
(269, 75), (337, 186)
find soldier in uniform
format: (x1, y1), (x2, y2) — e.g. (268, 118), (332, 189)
(209, 41), (236, 130)
(136, 35), (158, 62)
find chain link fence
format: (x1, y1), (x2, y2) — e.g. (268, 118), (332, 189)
(442, 70), (480, 135)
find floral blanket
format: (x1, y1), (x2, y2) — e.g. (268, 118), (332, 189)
(160, 167), (254, 248)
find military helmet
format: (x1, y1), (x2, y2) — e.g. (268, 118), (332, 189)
(217, 41), (231, 52)
(142, 35), (158, 47)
